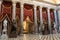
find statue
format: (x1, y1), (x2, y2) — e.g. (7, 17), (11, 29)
(1, 19), (8, 38)
(3, 19), (8, 34)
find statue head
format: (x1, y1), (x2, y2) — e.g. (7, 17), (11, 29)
(12, 19), (16, 24)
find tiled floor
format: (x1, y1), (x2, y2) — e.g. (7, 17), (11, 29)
(0, 34), (60, 40)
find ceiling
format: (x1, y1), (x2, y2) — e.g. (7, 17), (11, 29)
(43, 0), (60, 4)
(2, 0), (60, 4)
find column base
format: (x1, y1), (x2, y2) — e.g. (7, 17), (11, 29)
(33, 32), (39, 34)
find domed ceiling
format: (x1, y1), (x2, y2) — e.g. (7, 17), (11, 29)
(43, 0), (60, 4)
(2, 0), (60, 4)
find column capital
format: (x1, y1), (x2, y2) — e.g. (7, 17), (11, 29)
(54, 9), (57, 11)
(47, 7), (51, 10)
(34, 6), (37, 10)
(40, 6), (43, 8)
(12, 1), (17, 3)
(47, 8), (50, 13)
(54, 9), (56, 11)
(40, 6), (42, 11)
(12, 1), (16, 5)
(12, 2), (16, 8)
(20, 3), (24, 8)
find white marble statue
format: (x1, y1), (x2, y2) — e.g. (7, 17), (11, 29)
(54, 22), (56, 28)
(1, 19), (8, 39)
(3, 19), (8, 34)
(53, 22), (57, 34)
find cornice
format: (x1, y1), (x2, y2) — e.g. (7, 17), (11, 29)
(2, 0), (60, 6)
(41, 1), (58, 6)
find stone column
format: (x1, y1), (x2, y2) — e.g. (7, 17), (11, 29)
(20, 3), (24, 34)
(0, 1), (2, 12)
(39, 6), (43, 34)
(47, 8), (51, 34)
(54, 9), (58, 31)
(57, 9), (60, 32)
(12, 2), (16, 20)
(0, 1), (2, 36)
(34, 6), (38, 34)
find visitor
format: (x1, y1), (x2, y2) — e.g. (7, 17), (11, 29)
(42, 24), (45, 35)
(52, 28), (57, 34)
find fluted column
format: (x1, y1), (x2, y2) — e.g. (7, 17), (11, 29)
(47, 8), (51, 33)
(57, 9), (60, 32)
(12, 2), (16, 20)
(0, 1), (2, 12)
(54, 9), (58, 30)
(0, 1), (2, 36)
(34, 6), (38, 34)
(39, 6), (43, 33)
(20, 3), (24, 34)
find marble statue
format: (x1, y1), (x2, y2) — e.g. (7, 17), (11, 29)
(3, 19), (8, 34)
(1, 19), (8, 38)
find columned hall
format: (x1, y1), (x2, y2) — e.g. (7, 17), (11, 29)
(0, 0), (59, 38)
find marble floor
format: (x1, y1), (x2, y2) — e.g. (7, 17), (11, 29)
(0, 34), (60, 40)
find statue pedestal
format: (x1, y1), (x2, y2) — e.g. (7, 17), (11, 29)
(2, 29), (7, 35)
(1, 34), (8, 39)
(1, 29), (8, 39)
(9, 31), (17, 38)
